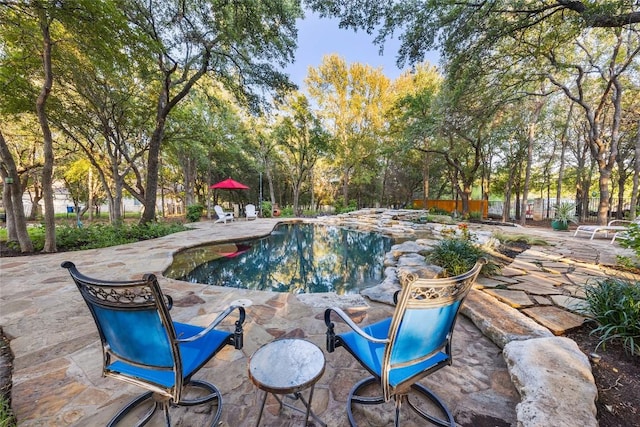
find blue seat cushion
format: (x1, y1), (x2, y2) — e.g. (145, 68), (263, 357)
(106, 322), (232, 389)
(339, 318), (449, 388)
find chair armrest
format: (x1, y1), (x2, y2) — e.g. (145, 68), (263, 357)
(177, 305), (246, 343)
(324, 307), (388, 345)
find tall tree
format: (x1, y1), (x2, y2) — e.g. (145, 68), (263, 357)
(1, 0), (130, 249)
(274, 92), (330, 215)
(387, 63), (442, 209)
(0, 128), (33, 252)
(309, 0), (640, 225)
(306, 54), (390, 205)
(125, 0), (302, 223)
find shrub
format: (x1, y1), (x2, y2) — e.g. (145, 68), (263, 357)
(334, 197), (357, 214)
(261, 201), (272, 218)
(583, 278), (640, 356)
(468, 210), (483, 220)
(492, 231), (549, 246)
(429, 207), (451, 216)
(186, 204), (204, 222)
(280, 206), (294, 217)
(427, 238), (486, 277)
(620, 223), (640, 261)
(55, 222), (187, 251)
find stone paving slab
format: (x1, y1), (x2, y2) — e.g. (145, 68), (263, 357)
(484, 289), (534, 308)
(521, 306), (588, 335)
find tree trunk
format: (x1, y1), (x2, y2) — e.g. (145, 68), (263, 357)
(630, 121), (640, 220)
(266, 166), (276, 213)
(520, 123), (535, 226)
(422, 149), (430, 210)
(556, 103), (573, 209)
(36, 10), (56, 252)
(342, 166), (350, 205)
(88, 168), (94, 221)
(0, 130), (33, 252)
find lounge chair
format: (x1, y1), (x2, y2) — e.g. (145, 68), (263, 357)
(245, 203), (258, 220)
(214, 205), (234, 224)
(573, 218), (639, 241)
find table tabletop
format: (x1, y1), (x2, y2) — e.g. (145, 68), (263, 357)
(248, 338), (325, 394)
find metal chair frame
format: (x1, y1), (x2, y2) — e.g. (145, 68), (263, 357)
(325, 259), (485, 427)
(62, 261), (246, 426)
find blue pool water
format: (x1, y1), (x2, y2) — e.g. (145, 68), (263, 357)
(164, 223), (393, 294)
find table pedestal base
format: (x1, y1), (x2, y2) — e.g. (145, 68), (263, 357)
(256, 384), (326, 426)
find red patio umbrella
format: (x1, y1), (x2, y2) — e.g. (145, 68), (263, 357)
(210, 177), (249, 190)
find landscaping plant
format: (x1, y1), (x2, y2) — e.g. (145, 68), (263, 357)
(3, 222), (187, 253)
(583, 278), (640, 356)
(186, 204), (204, 222)
(428, 238), (486, 276)
(619, 223), (640, 264)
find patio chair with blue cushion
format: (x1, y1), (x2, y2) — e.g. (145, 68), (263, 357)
(324, 258), (486, 427)
(62, 261), (246, 426)
(214, 205), (234, 224)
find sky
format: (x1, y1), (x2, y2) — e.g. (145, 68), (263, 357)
(283, 11), (441, 89)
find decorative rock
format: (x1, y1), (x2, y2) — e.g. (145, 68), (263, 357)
(503, 337), (597, 427)
(396, 253), (427, 267)
(396, 265), (443, 281)
(360, 279), (401, 306)
(461, 290), (553, 348)
(390, 241), (429, 258)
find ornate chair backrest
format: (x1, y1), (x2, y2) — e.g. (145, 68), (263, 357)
(62, 262), (181, 399)
(381, 258), (485, 400)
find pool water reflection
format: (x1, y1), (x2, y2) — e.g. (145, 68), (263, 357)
(164, 223), (393, 294)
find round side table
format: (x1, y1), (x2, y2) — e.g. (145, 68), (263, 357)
(248, 338), (326, 426)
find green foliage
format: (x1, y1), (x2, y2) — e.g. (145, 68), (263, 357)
(492, 232), (549, 246)
(261, 201), (272, 218)
(553, 202), (577, 226)
(280, 206), (294, 217)
(468, 210), (482, 220)
(427, 237), (486, 277)
(186, 204), (204, 223)
(583, 278), (640, 356)
(616, 255), (637, 270)
(55, 222), (188, 251)
(0, 394), (16, 427)
(334, 198), (357, 214)
(1, 222), (187, 253)
(620, 223), (640, 259)
(429, 207), (451, 216)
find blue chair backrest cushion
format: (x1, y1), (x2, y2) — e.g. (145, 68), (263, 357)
(91, 303), (174, 367)
(389, 302), (459, 366)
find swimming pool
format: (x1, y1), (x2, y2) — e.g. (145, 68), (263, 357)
(164, 222), (393, 294)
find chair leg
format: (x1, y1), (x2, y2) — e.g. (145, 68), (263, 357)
(406, 383), (455, 427)
(346, 376), (386, 426)
(345, 376), (455, 427)
(107, 381), (222, 427)
(107, 391), (155, 427)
